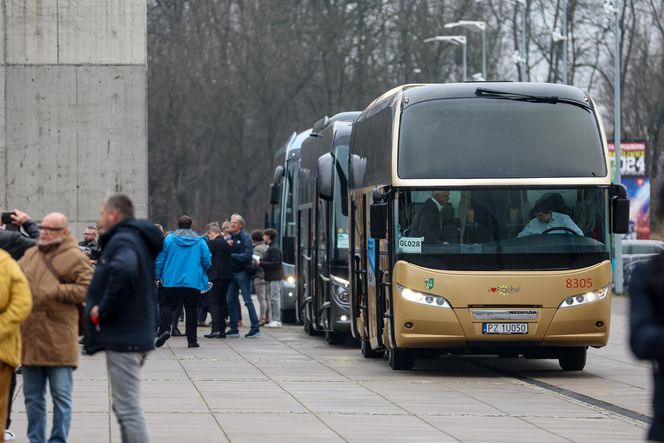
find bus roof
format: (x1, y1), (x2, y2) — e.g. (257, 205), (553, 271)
(358, 82), (592, 120)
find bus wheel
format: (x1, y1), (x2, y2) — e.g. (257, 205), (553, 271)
(281, 309), (296, 324)
(361, 339), (384, 359)
(388, 349), (415, 370)
(326, 331), (346, 346)
(558, 347), (587, 371)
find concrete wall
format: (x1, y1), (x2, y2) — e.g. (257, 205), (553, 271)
(0, 0), (147, 237)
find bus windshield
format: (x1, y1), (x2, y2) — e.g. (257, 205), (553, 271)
(398, 98), (606, 179)
(395, 187), (610, 271)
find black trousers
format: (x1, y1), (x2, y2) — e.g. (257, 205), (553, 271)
(209, 279), (231, 333)
(159, 287), (200, 344)
(6, 370), (15, 428)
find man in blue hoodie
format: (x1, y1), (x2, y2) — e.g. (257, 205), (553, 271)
(155, 215), (211, 348)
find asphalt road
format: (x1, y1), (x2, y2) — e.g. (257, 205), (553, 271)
(8, 296), (651, 442)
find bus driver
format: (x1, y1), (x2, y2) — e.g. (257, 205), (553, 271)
(518, 199), (583, 237)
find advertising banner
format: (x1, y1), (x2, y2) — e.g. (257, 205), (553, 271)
(608, 142), (649, 239)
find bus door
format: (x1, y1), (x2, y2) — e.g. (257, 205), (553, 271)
(298, 204), (313, 326)
(315, 197), (332, 329)
(367, 191), (391, 350)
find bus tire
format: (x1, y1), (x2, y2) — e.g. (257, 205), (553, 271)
(558, 347), (587, 371)
(326, 331), (346, 346)
(361, 339), (383, 359)
(388, 349), (415, 370)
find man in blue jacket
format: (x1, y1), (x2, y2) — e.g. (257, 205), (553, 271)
(226, 214), (261, 338)
(155, 215), (211, 348)
(86, 194), (164, 443)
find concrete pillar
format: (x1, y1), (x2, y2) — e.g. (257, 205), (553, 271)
(0, 0), (147, 237)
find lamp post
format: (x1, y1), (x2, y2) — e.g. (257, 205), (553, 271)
(444, 21), (486, 80)
(605, 0), (624, 294)
(423, 35), (468, 81)
(562, 0), (568, 84)
(551, 30), (568, 84)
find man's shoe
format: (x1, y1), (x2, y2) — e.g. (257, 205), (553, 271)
(155, 331), (170, 348)
(225, 330), (240, 338)
(188, 342), (200, 348)
(171, 328), (184, 337)
(218, 333), (226, 338)
(245, 330), (261, 338)
(265, 321), (282, 328)
(204, 331), (221, 339)
(5, 429), (16, 441)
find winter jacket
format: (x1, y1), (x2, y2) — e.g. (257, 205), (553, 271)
(19, 236), (93, 367)
(630, 253), (664, 441)
(0, 220), (39, 260)
(156, 229), (211, 290)
(84, 218), (164, 355)
(260, 243), (285, 282)
(0, 250), (32, 369)
(229, 230), (253, 273)
(253, 242), (268, 280)
(207, 238), (233, 281)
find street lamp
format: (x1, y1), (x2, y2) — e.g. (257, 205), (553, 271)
(551, 29), (568, 84)
(605, 0), (623, 293)
(444, 20), (486, 81)
(423, 35), (468, 81)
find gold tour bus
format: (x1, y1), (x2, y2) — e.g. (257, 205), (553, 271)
(347, 82), (629, 371)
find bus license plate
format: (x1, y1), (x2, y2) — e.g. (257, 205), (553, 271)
(482, 323), (528, 335)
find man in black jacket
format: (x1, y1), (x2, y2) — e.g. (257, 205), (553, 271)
(0, 209), (39, 259)
(85, 195), (163, 443)
(260, 229), (285, 328)
(410, 191), (456, 244)
(203, 224), (233, 338)
(630, 183), (664, 442)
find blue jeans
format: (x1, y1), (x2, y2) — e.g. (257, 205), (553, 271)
(22, 366), (73, 443)
(227, 271), (259, 332)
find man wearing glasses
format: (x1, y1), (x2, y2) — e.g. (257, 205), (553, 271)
(18, 213), (93, 443)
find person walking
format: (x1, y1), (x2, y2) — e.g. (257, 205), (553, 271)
(85, 194), (163, 443)
(155, 216), (211, 348)
(225, 214), (261, 338)
(260, 228), (284, 328)
(251, 230), (270, 326)
(0, 250), (32, 443)
(18, 212), (93, 443)
(0, 209), (37, 442)
(203, 225), (233, 338)
(630, 183), (664, 441)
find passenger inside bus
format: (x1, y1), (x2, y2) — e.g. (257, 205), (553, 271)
(518, 198), (583, 237)
(410, 191), (459, 244)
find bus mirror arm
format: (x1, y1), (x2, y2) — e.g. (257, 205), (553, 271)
(610, 183), (630, 234)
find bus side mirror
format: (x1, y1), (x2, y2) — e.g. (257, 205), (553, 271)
(370, 202), (388, 239)
(269, 183), (280, 205)
(318, 153), (334, 201)
(350, 154), (366, 189)
(610, 184), (630, 234)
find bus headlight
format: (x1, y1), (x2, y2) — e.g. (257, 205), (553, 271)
(397, 284), (451, 308)
(331, 275), (350, 305)
(559, 286), (609, 308)
(285, 275), (296, 285)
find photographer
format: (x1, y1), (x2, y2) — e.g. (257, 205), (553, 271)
(0, 209), (39, 260)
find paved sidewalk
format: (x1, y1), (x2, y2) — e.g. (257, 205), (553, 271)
(8, 297), (651, 442)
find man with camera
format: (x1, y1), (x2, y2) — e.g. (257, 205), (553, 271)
(0, 210), (39, 260)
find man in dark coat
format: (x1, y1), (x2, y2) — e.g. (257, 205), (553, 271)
(85, 194), (163, 443)
(203, 224), (233, 338)
(225, 214), (261, 338)
(630, 182), (664, 441)
(410, 191), (455, 244)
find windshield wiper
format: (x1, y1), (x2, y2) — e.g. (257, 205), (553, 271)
(475, 87), (592, 111)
